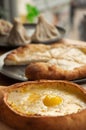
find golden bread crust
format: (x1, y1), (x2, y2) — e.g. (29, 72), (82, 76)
(0, 80), (86, 130)
(4, 39), (86, 80)
(4, 42), (73, 65)
(25, 40), (86, 81)
(4, 44), (51, 65)
(25, 63), (86, 81)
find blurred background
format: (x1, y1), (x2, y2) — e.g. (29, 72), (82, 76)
(0, 0), (86, 41)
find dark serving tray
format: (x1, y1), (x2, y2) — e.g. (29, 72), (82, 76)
(72, 78), (86, 84)
(1, 49), (86, 84)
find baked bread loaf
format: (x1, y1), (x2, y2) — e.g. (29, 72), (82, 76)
(7, 19), (31, 46)
(4, 39), (86, 80)
(4, 43), (51, 65)
(31, 15), (60, 43)
(25, 42), (86, 81)
(4, 41), (78, 66)
(0, 80), (86, 130)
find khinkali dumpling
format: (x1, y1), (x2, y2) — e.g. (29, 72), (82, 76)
(0, 19), (12, 36)
(0, 19), (12, 44)
(31, 15), (60, 43)
(7, 19), (31, 46)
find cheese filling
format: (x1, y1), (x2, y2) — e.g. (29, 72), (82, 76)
(48, 47), (86, 70)
(7, 86), (86, 116)
(48, 59), (83, 70)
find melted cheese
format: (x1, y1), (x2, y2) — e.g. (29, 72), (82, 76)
(60, 48), (86, 64)
(56, 59), (83, 70)
(7, 86), (86, 116)
(48, 59), (83, 70)
(48, 46), (86, 70)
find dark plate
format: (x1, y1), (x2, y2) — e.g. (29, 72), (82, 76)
(72, 78), (86, 84)
(0, 52), (28, 81)
(0, 24), (66, 47)
(0, 51), (86, 84)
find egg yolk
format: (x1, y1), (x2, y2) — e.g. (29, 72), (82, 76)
(43, 95), (62, 107)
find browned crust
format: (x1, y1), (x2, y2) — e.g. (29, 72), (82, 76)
(4, 44), (50, 65)
(4, 39), (86, 64)
(0, 80), (86, 130)
(4, 43), (71, 65)
(4, 41), (76, 65)
(4, 39), (86, 80)
(4, 39), (86, 65)
(25, 62), (86, 81)
(24, 40), (86, 81)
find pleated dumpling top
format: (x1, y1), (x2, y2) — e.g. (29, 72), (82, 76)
(31, 15), (60, 43)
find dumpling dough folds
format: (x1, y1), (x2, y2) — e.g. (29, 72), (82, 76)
(0, 19), (12, 36)
(32, 15), (60, 42)
(7, 19), (31, 46)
